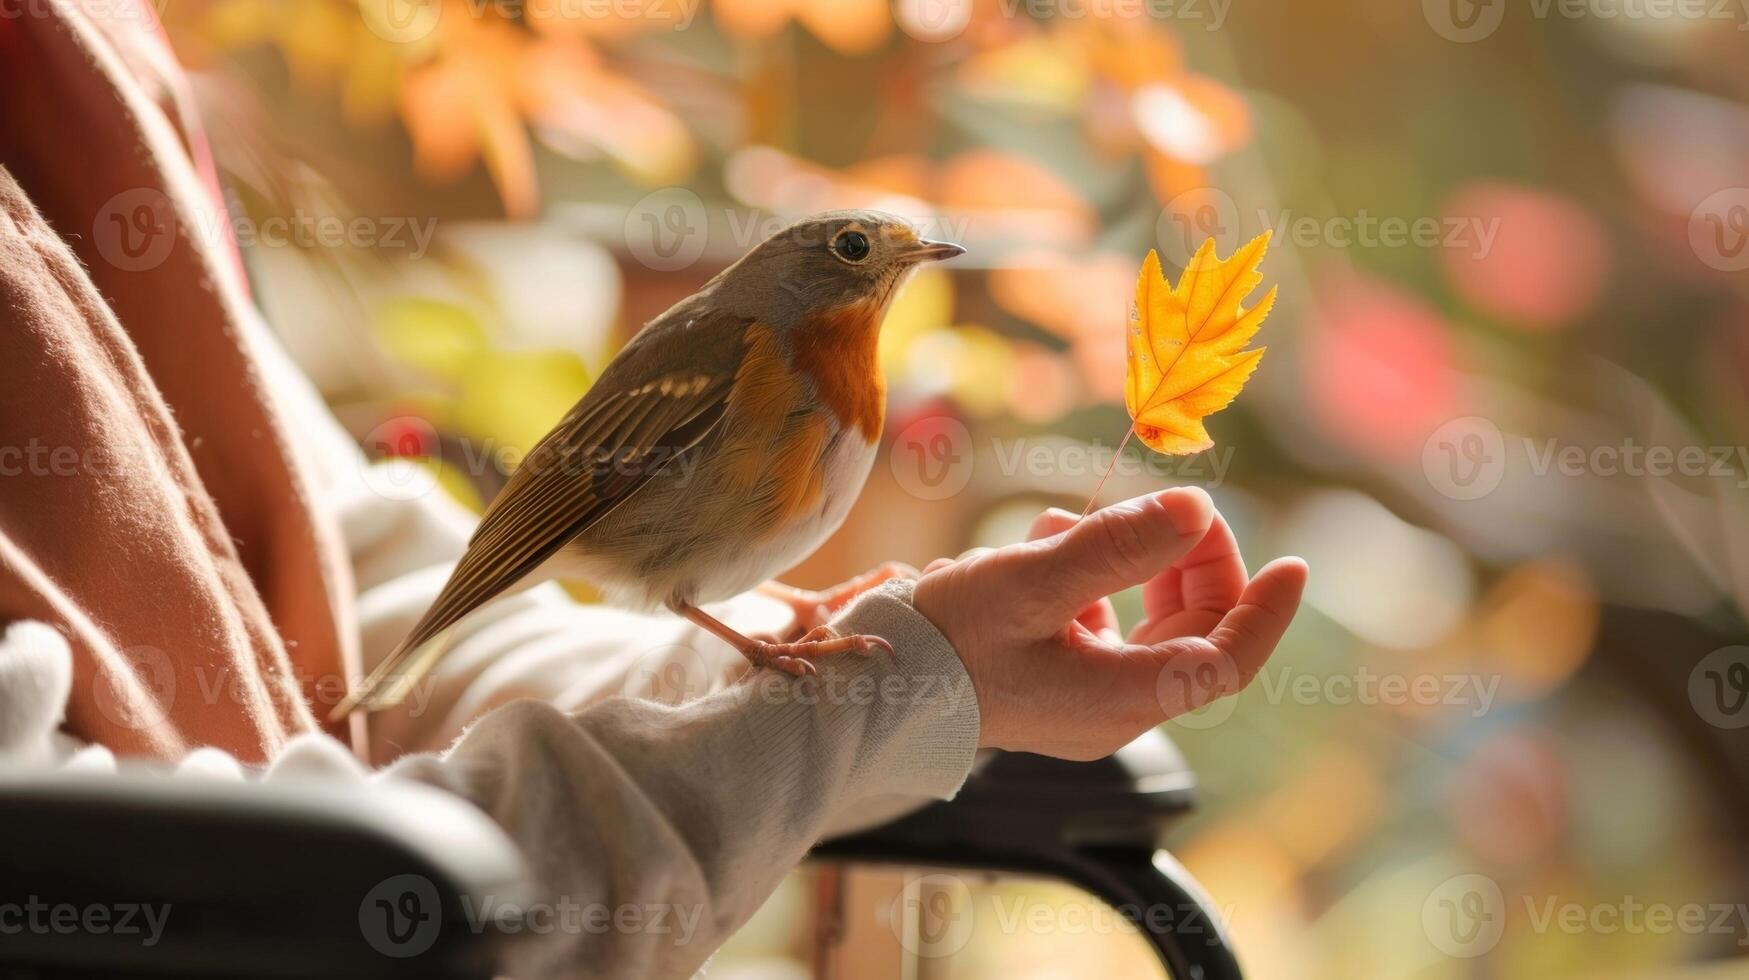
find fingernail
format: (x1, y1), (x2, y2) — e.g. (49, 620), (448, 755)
(1154, 486), (1213, 535)
(1045, 507), (1076, 522)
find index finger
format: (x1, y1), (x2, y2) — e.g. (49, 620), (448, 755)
(1011, 488), (1214, 632)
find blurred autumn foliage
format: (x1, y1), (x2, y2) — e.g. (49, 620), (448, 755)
(156, 0), (1749, 976)
(165, 0), (1248, 218)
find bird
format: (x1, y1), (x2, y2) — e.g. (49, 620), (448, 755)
(332, 210), (964, 718)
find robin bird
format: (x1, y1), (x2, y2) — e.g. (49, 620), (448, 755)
(333, 210), (964, 718)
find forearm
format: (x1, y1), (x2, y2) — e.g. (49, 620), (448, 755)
(383, 581), (979, 979)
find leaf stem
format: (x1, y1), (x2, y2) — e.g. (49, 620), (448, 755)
(1080, 425), (1136, 519)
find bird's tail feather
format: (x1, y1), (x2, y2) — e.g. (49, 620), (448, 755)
(328, 558), (558, 721)
(328, 623), (454, 721)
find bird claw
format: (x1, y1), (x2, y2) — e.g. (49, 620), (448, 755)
(760, 563), (920, 638)
(740, 627), (894, 676)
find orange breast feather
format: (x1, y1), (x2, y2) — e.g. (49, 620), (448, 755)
(790, 301), (887, 442)
(725, 325), (830, 533)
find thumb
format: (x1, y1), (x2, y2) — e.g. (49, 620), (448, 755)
(1017, 488), (1213, 631)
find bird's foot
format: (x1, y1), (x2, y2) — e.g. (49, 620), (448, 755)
(757, 562), (919, 638)
(736, 626), (894, 677)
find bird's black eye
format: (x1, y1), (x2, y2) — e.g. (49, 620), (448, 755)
(834, 230), (871, 262)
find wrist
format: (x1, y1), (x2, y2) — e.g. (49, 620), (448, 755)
(910, 571), (1005, 750)
(827, 577), (983, 783)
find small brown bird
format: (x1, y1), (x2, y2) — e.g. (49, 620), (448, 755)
(334, 211), (964, 717)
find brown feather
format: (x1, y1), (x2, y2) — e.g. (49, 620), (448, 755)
(330, 313), (752, 718)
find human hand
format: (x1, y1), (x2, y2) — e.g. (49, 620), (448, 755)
(911, 488), (1308, 760)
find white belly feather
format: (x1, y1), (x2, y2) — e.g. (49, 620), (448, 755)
(684, 429), (878, 603)
(543, 427), (879, 610)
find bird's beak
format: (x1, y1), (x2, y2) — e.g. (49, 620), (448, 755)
(908, 239), (966, 263)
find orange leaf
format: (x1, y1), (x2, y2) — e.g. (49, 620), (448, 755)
(1125, 232), (1276, 455)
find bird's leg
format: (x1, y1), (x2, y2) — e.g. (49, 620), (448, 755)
(756, 562), (920, 638)
(671, 601), (893, 678)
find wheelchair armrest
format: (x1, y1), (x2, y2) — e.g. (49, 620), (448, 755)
(814, 729), (1242, 980)
(821, 727), (1196, 853)
(0, 771), (534, 979)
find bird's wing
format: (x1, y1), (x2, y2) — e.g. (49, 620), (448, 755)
(332, 312), (751, 717)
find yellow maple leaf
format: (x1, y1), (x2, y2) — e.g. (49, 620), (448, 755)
(1125, 232), (1276, 455)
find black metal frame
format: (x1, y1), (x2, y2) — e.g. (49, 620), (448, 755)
(814, 732), (1241, 980)
(0, 731), (1240, 979)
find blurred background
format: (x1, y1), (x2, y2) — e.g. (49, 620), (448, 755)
(150, 0), (1749, 975)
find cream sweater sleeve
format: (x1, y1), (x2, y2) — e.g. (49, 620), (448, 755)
(250, 313), (984, 977)
(385, 581), (977, 979)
